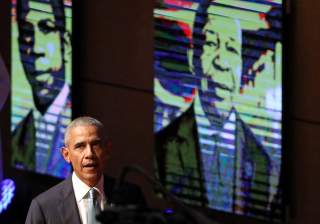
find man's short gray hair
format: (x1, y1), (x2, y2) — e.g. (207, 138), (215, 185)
(64, 116), (106, 146)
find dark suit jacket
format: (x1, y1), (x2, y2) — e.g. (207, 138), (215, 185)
(25, 175), (145, 224)
(12, 93), (72, 177)
(155, 104), (271, 214)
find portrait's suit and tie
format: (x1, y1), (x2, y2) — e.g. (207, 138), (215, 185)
(0, 54), (10, 181)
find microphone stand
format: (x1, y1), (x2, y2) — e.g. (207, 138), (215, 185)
(97, 165), (220, 224)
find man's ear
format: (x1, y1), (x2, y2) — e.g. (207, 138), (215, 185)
(105, 140), (112, 157)
(101, 140), (112, 169)
(63, 32), (72, 59)
(187, 49), (194, 74)
(63, 31), (72, 84)
(61, 146), (71, 163)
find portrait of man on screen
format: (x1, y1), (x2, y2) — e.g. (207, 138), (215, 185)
(11, 0), (72, 178)
(154, 0), (282, 219)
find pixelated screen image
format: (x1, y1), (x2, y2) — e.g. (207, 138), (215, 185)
(154, 0), (283, 221)
(11, 0), (72, 178)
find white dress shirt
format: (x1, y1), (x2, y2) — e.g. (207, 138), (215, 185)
(72, 172), (106, 224)
(33, 83), (70, 175)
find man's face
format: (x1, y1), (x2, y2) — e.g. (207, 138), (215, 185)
(17, 0), (65, 114)
(62, 125), (110, 187)
(200, 14), (242, 117)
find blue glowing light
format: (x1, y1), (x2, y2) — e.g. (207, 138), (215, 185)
(0, 179), (15, 214)
(164, 208), (174, 214)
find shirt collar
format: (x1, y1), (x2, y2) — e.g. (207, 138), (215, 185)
(194, 92), (237, 135)
(33, 83), (70, 122)
(72, 172), (105, 203)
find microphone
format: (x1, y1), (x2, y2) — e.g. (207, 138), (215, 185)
(109, 166), (132, 205)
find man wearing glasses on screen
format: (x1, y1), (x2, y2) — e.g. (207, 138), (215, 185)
(189, 12), (271, 213)
(11, 0), (72, 178)
(155, 1), (278, 216)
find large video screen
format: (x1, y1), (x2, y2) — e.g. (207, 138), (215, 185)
(11, 0), (72, 178)
(154, 0), (283, 220)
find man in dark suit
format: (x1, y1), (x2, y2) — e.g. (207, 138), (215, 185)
(25, 116), (145, 224)
(154, 0), (274, 216)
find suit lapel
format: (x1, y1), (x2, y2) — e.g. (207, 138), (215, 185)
(57, 177), (82, 223)
(56, 175), (114, 223)
(11, 110), (36, 170)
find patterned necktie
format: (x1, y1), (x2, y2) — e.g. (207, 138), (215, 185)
(87, 188), (101, 224)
